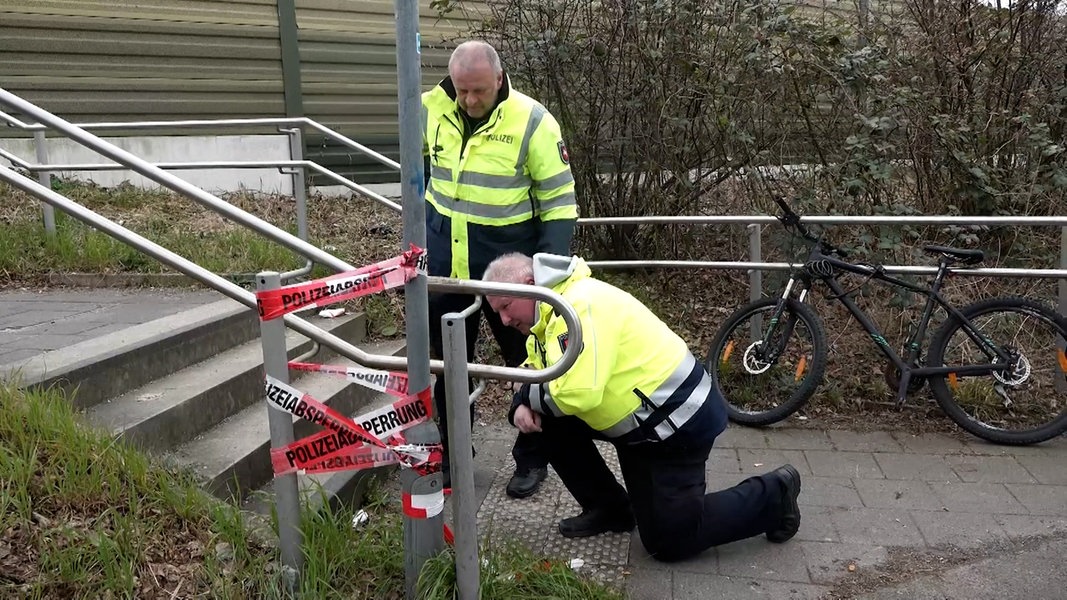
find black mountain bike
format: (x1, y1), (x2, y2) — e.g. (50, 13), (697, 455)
(707, 198), (1067, 445)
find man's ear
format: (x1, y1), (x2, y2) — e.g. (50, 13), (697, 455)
(525, 276), (535, 285)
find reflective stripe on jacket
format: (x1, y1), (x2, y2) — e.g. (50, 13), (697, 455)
(524, 254), (728, 445)
(422, 76), (577, 279)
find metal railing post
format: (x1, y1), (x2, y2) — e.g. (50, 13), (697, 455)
(32, 130), (56, 236)
(257, 271), (304, 593)
(748, 223), (763, 339)
(286, 127), (309, 241)
(1058, 227), (1066, 393)
(279, 127), (314, 281)
(443, 300), (483, 600)
(1059, 227), (1066, 318)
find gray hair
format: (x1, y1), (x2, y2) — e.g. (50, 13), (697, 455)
(449, 40), (503, 76)
(482, 252), (533, 285)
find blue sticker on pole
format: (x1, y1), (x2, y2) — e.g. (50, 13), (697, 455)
(416, 33), (422, 55)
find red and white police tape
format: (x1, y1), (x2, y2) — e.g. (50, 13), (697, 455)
(265, 374), (439, 476)
(255, 244), (426, 321)
(288, 362), (410, 398)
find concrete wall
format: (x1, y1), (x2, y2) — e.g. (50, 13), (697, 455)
(1, 135), (293, 194)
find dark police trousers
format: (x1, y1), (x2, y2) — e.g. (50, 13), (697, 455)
(428, 292), (547, 472)
(540, 413), (782, 562)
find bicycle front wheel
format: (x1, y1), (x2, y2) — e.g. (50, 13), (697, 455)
(707, 298), (828, 426)
(928, 296), (1067, 445)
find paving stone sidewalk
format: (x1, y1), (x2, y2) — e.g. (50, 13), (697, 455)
(472, 422), (1067, 600)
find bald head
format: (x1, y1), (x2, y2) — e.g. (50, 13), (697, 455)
(483, 252), (534, 285)
(449, 41), (504, 118)
(448, 41), (502, 76)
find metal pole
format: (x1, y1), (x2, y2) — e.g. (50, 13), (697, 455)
(276, 0), (305, 122)
(1059, 227), (1066, 318)
(401, 424), (445, 599)
(395, 0), (428, 403)
(33, 130), (56, 236)
(1057, 228), (1066, 393)
(287, 128), (309, 241)
(257, 272), (304, 592)
(443, 303), (482, 599)
(279, 128), (315, 282)
(748, 223), (763, 339)
(395, 0), (440, 597)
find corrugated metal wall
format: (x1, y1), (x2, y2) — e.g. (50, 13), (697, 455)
(0, 1), (284, 124)
(295, 1), (483, 183)
(0, 0), (484, 183)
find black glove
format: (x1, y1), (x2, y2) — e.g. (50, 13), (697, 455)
(506, 384), (532, 426)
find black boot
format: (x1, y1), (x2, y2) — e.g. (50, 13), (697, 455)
(505, 466), (548, 499)
(559, 506), (635, 538)
(766, 464), (802, 543)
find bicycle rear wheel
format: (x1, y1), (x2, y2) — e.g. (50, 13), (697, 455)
(707, 298), (828, 426)
(928, 296), (1067, 445)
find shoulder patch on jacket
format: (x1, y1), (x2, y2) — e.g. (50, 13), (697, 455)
(557, 140), (570, 164)
(557, 332), (569, 353)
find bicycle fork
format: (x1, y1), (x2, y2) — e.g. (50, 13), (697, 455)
(757, 277), (808, 363)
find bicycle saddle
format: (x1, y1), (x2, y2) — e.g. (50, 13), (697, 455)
(922, 244), (984, 265)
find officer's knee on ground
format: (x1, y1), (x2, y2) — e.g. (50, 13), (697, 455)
(639, 528), (692, 563)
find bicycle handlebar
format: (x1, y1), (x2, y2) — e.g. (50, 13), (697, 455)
(773, 197), (848, 259)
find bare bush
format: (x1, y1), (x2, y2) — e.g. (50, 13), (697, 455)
(438, 0), (1065, 259)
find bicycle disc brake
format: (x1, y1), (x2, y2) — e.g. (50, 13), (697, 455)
(742, 341), (774, 375)
(993, 350), (1031, 386)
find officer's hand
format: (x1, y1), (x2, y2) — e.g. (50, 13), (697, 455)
(513, 404), (542, 433)
(510, 365), (532, 392)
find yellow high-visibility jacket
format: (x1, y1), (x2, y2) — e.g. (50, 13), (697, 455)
(521, 254), (727, 445)
(422, 76), (577, 280)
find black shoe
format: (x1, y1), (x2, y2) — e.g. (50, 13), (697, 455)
(558, 507), (635, 538)
(766, 464), (802, 543)
(505, 466), (548, 499)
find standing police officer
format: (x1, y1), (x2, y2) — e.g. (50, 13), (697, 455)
(422, 41), (577, 496)
(483, 252), (802, 561)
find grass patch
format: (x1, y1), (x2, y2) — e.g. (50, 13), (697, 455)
(0, 210), (307, 279)
(0, 382), (618, 599)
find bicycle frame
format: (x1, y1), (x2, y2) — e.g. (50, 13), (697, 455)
(765, 245), (1016, 399)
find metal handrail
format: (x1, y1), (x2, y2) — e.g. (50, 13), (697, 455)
(2, 88), (1063, 294)
(4, 109), (1064, 228)
(5, 139), (1064, 279)
(0, 162), (581, 383)
(0, 110), (400, 171)
(584, 259), (1067, 279)
(0, 87), (583, 383)
(578, 215), (1067, 226)
(0, 150), (402, 213)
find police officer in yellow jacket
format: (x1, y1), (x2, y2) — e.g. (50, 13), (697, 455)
(483, 252), (803, 562)
(423, 41), (578, 497)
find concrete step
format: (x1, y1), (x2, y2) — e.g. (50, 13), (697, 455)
(171, 338), (408, 503)
(83, 312), (367, 454)
(18, 298), (261, 410)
